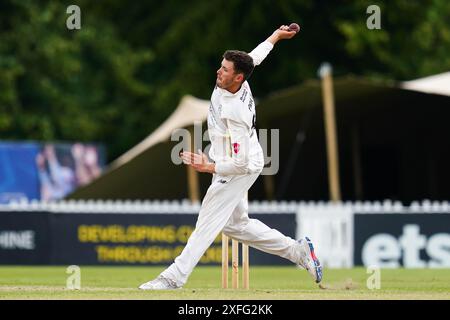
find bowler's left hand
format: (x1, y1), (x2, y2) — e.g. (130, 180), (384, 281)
(181, 150), (215, 174)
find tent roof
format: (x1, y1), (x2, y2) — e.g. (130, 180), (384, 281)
(112, 95), (209, 170)
(67, 95), (209, 200)
(256, 76), (398, 122)
(68, 75), (450, 201)
(400, 72), (450, 96)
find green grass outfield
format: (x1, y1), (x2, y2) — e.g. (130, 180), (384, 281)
(0, 266), (449, 300)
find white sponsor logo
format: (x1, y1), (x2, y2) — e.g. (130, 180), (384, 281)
(362, 224), (450, 268)
(0, 231), (35, 250)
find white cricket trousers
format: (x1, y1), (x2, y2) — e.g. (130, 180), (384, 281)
(161, 173), (298, 286)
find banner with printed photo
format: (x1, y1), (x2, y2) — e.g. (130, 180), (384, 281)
(36, 143), (106, 201)
(0, 141), (105, 203)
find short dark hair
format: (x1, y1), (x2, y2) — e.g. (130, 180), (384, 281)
(223, 50), (254, 81)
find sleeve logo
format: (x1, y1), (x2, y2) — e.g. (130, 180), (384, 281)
(233, 142), (240, 154)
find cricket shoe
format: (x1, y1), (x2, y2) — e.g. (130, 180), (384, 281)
(296, 237), (323, 283)
(138, 275), (182, 290)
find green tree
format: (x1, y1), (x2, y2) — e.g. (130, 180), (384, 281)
(1, 0), (449, 162)
(336, 0), (450, 79)
(0, 0), (153, 160)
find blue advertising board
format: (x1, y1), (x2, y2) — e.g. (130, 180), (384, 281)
(0, 142), (40, 203)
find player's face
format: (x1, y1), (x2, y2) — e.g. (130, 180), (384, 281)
(216, 59), (241, 89)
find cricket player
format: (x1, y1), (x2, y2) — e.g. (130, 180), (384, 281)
(139, 25), (322, 290)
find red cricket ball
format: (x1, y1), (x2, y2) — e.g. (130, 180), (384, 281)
(288, 23), (300, 33)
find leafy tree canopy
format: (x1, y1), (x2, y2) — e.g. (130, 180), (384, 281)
(1, 0), (448, 160)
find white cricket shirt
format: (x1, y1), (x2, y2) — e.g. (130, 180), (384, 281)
(207, 41), (274, 175)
